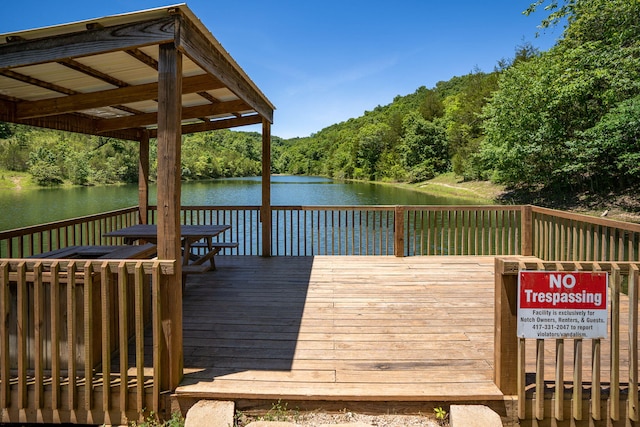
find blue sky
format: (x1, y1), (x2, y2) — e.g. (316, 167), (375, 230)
(2, 1), (562, 139)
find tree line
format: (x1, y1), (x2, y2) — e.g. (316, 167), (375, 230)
(1, 0), (638, 204)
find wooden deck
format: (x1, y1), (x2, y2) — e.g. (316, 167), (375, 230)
(175, 255), (505, 403)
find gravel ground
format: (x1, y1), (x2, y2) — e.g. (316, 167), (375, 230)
(236, 410), (447, 426)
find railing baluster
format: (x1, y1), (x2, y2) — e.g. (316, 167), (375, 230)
(629, 264), (639, 421)
(555, 339), (564, 420)
(101, 262), (112, 412)
(574, 339), (583, 420)
(536, 339), (545, 420)
(0, 261), (9, 408)
(50, 262), (61, 409)
(67, 262), (77, 410)
(518, 337), (526, 419)
(118, 262), (129, 414)
(134, 262), (146, 415)
(592, 339), (601, 420)
(151, 262), (162, 414)
(33, 262), (44, 409)
(16, 261), (27, 408)
(610, 264), (620, 420)
(84, 262), (94, 411)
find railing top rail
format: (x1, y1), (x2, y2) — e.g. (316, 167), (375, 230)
(274, 205), (397, 211)
(0, 258), (176, 275)
(401, 205), (521, 211)
(498, 257), (640, 275)
(174, 205), (260, 210)
(175, 204), (523, 211)
(531, 205), (640, 233)
(0, 206), (139, 238)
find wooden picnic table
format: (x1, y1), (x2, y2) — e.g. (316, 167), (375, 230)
(103, 224), (235, 273)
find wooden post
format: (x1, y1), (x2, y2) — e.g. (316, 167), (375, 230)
(138, 130), (150, 225)
(394, 206), (405, 257)
(261, 119), (272, 257)
(521, 205), (533, 256)
(156, 42), (183, 391)
(494, 257), (519, 395)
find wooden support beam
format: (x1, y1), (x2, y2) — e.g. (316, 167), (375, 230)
(521, 205), (533, 256)
(176, 16), (274, 123)
(138, 131), (150, 225)
(16, 74), (224, 119)
(156, 42), (183, 391)
(0, 17), (176, 70)
(16, 113), (142, 141)
(394, 206), (405, 257)
(148, 114), (262, 138)
(494, 258), (519, 395)
(96, 99), (249, 132)
(261, 119), (272, 257)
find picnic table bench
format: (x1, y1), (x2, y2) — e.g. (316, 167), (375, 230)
(103, 225), (237, 279)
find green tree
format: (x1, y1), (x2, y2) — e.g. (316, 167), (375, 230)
(28, 146), (63, 185)
(566, 95), (640, 191)
(399, 112), (449, 182)
(355, 122), (391, 180)
(0, 122), (12, 139)
(482, 0), (640, 190)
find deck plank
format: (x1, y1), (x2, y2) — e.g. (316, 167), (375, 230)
(176, 255), (504, 402)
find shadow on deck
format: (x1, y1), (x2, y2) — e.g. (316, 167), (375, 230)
(174, 255), (506, 410)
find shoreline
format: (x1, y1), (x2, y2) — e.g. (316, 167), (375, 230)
(4, 170), (639, 223)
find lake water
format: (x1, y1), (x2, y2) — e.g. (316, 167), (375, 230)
(0, 175), (479, 231)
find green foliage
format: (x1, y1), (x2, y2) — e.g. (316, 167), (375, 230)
(399, 112), (449, 182)
(0, 122), (13, 139)
(130, 411), (184, 427)
(481, 0), (640, 194)
(566, 95), (640, 190)
(0, 125), (283, 187)
(434, 406), (448, 426)
(28, 146), (63, 185)
(277, 67), (497, 182)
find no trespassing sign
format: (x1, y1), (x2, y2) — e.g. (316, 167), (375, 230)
(517, 271), (608, 339)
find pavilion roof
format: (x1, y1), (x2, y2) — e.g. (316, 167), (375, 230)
(0, 4), (275, 141)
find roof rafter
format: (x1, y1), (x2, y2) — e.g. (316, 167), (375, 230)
(15, 74), (224, 119)
(96, 99), (250, 132)
(57, 57), (131, 88)
(150, 114), (263, 137)
(2, 68), (144, 116)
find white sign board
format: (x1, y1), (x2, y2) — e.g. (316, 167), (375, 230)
(518, 271), (608, 339)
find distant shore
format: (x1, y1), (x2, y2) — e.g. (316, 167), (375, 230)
(3, 168), (638, 223)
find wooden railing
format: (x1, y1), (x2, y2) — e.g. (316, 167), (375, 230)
(0, 207), (140, 258)
(402, 205), (522, 256)
(161, 205), (525, 256)
(530, 206), (640, 262)
(0, 258), (175, 425)
(3, 205), (640, 261)
(495, 258), (639, 423)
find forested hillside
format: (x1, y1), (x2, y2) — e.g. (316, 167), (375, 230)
(279, 0), (640, 203)
(0, 124), (285, 186)
(1, 0), (638, 210)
